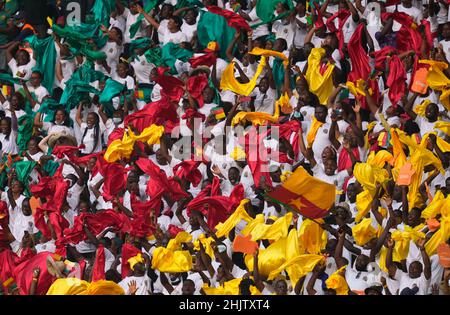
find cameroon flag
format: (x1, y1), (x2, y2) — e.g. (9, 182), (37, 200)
(267, 166), (335, 219)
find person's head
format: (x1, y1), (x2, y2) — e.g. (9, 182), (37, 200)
(132, 261), (146, 276)
(13, 11), (27, 28)
(275, 1), (289, 14)
(87, 156), (97, 172)
(392, 185), (402, 201)
(228, 167), (241, 186)
(321, 146), (336, 162)
(425, 103), (439, 122)
(29, 71), (43, 88)
(78, 199), (91, 213)
(314, 105), (328, 123)
(27, 136), (41, 155)
(0, 116), (12, 136)
(22, 198), (32, 216)
(323, 238), (338, 256)
(346, 183), (358, 203)
(168, 16), (183, 32)
(54, 107), (69, 126)
(184, 8), (198, 25)
(155, 149), (168, 165)
(182, 279), (196, 295)
(16, 49), (30, 66)
(364, 284), (383, 295)
(109, 27), (123, 43)
(323, 158), (337, 176)
(354, 254), (370, 271)
(129, 1), (143, 14)
(10, 92), (25, 111)
(443, 22), (450, 40)
(408, 207), (422, 227)
(161, 3), (174, 19)
(11, 179), (24, 195)
(126, 174), (139, 194)
(408, 260), (423, 279)
(401, 0), (412, 7)
(322, 33), (338, 49)
(274, 278), (288, 295)
(338, 0), (349, 10)
(202, 87), (215, 104)
(65, 174), (79, 188)
(86, 112), (99, 130)
(258, 76), (270, 93)
(189, 213), (201, 230)
(117, 62), (129, 78)
(273, 38), (287, 52)
(238, 278), (255, 295)
(105, 269), (122, 283)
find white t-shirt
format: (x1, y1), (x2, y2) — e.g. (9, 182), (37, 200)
(181, 20), (198, 42)
(393, 5), (423, 32)
(131, 54), (154, 84)
(122, 8), (149, 44)
(394, 269), (430, 295)
(8, 58), (36, 89)
(158, 27), (187, 45)
(248, 7), (270, 39)
(0, 129), (18, 155)
(119, 275), (152, 295)
(26, 84), (49, 104)
(79, 122), (104, 154)
(250, 87), (276, 115)
(439, 39), (450, 63)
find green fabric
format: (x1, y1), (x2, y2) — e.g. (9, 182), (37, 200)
(256, 0), (294, 23)
(13, 160), (37, 197)
(144, 47), (164, 66)
(91, 0), (116, 26)
(52, 23), (108, 53)
(251, 9), (293, 29)
(273, 58), (295, 93)
(24, 35), (57, 94)
(196, 10), (236, 59)
(38, 97), (62, 123)
(161, 43), (193, 73)
(60, 61), (104, 110)
(129, 37), (152, 52)
(0, 73), (23, 85)
(135, 86), (152, 103)
(99, 78), (125, 117)
(129, 0), (161, 39)
(17, 113), (35, 153)
(175, 0), (203, 9)
(42, 159), (59, 177)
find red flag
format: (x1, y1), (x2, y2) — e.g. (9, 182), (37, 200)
(173, 161), (202, 187)
(206, 5), (251, 31)
(13, 251), (56, 295)
(52, 145), (84, 159)
(326, 9), (351, 58)
(153, 69), (185, 102)
(189, 52), (217, 68)
(347, 24), (371, 83)
(91, 244), (106, 282)
(129, 195), (160, 238)
(121, 243), (141, 278)
(102, 163), (127, 201)
(107, 128), (125, 146)
(124, 98), (178, 133)
(0, 249), (18, 286)
(386, 54), (407, 107)
(186, 74), (209, 107)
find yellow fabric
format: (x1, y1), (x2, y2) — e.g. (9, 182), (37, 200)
(47, 278), (89, 295)
(421, 190), (446, 219)
(127, 253), (145, 271)
(364, 121), (377, 150)
(250, 212), (293, 241)
(421, 132), (450, 153)
(231, 95), (280, 126)
(202, 278), (261, 295)
(220, 56), (267, 96)
(193, 234), (215, 259)
(378, 247), (388, 273)
(352, 218), (377, 246)
(306, 117), (324, 148)
(245, 237), (288, 276)
(434, 121), (450, 137)
(305, 47), (335, 105)
(346, 79), (368, 97)
(366, 150), (394, 168)
(353, 162), (389, 196)
(276, 92), (293, 114)
(419, 59), (450, 110)
(166, 231), (193, 251)
(207, 41), (219, 51)
(325, 266), (349, 295)
(215, 199), (252, 238)
(413, 99), (431, 118)
(151, 247), (193, 273)
(241, 214), (265, 236)
(229, 146), (246, 160)
(80, 280), (125, 295)
(267, 254), (324, 286)
(248, 47), (289, 66)
(425, 207), (450, 256)
(104, 125), (164, 162)
(280, 170), (293, 183)
(390, 128), (407, 181)
(298, 219), (327, 254)
(391, 227), (426, 262)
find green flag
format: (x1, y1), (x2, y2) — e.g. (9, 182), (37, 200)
(17, 114), (35, 153)
(161, 42), (193, 73)
(196, 10), (236, 59)
(256, 0), (294, 23)
(91, 0), (116, 26)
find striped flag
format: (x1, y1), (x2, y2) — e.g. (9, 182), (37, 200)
(266, 166), (336, 219)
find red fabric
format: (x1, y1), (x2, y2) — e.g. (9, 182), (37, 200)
(421, 20), (433, 52)
(107, 128), (125, 146)
(382, 12), (422, 55)
(124, 98), (179, 133)
(374, 46), (396, 70)
(313, 2), (325, 29)
(189, 52), (217, 68)
(121, 243), (141, 278)
(153, 70), (185, 102)
(186, 181), (244, 230)
(386, 55), (407, 107)
(52, 145), (84, 159)
(338, 148), (360, 172)
(13, 251), (56, 295)
(0, 200), (9, 230)
(206, 5), (251, 31)
(182, 108), (206, 121)
(347, 24), (371, 83)
(167, 224), (184, 238)
(326, 9), (351, 58)
(0, 249), (18, 286)
(60, 210), (132, 245)
(275, 120), (302, 160)
(173, 161), (202, 187)
(91, 244), (106, 282)
(129, 195), (160, 238)
(186, 74), (209, 107)
(102, 163), (127, 201)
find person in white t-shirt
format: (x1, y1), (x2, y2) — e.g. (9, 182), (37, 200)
(439, 22), (450, 63)
(21, 70), (49, 111)
(75, 104), (104, 154)
(178, 8), (199, 42)
(116, 0), (150, 45)
(386, 238), (432, 295)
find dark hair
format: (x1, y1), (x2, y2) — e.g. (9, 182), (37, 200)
(12, 92), (25, 110)
(171, 15), (183, 28)
(239, 278), (255, 295)
(111, 26), (123, 42)
(1, 116), (11, 140)
(52, 106), (71, 127)
(81, 112), (100, 154)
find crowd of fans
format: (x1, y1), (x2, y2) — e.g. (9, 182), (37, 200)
(0, 0), (449, 295)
